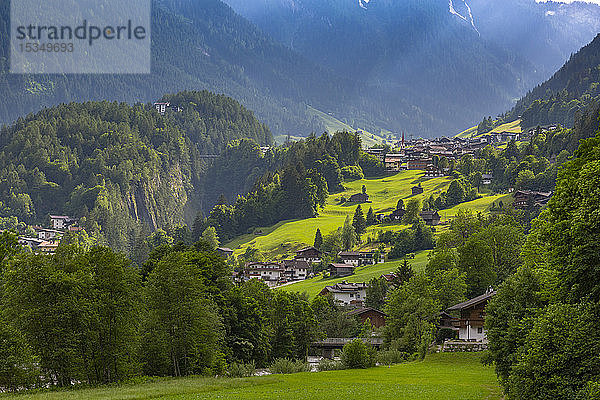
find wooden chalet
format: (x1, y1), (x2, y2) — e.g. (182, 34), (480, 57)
(348, 193), (370, 203)
(420, 210), (441, 226)
(295, 246), (322, 263)
(347, 307), (387, 328)
(329, 263), (356, 278)
(446, 289), (496, 342)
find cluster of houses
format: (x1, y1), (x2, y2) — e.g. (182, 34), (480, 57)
(366, 134), (517, 182)
(237, 247), (387, 287)
(16, 215), (80, 255)
(316, 278), (496, 346)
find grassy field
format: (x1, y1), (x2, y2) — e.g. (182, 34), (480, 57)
(279, 251), (430, 298)
(225, 170), (453, 258)
(225, 170), (509, 260)
(455, 119), (522, 139)
(1, 353), (501, 400)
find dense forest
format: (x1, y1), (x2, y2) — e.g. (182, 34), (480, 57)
(0, 91), (272, 252)
(203, 132), (381, 242)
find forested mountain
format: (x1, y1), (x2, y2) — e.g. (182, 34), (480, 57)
(506, 33), (600, 129)
(224, 0), (600, 135)
(2, 0), (599, 137)
(0, 91), (272, 252)
(0, 0), (350, 136)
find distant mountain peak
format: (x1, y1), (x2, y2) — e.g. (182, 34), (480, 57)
(358, 0), (371, 10)
(449, 0), (480, 35)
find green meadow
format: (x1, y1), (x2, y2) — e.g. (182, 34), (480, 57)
(456, 119), (522, 139)
(225, 170), (509, 260)
(1, 353), (501, 400)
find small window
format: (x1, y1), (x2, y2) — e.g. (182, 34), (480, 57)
(350, 293), (354, 297)
(477, 327), (483, 334)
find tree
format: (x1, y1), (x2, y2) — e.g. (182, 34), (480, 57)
(142, 251), (224, 377)
(396, 199), (405, 211)
(0, 316), (39, 391)
(341, 339), (373, 369)
(446, 180), (465, 206)
(403, 198), (422, 224)
(314, 228), (323, 249)
(353, 205), (366, 236)
(384, 273), (438, 358)
(365, 277), (388, 310)
(341, 216), (357, 250)
(366, 207), (376, 226)
(201, 227), (220, 249)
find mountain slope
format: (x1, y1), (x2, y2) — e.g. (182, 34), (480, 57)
(0, 0), (350, 136)
(0, 91), (271, 252)
(224, 0), (600, 135)
(506, 33), (600, 128)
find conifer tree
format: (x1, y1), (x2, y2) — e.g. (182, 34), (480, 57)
(353, 205), (366, 236)
(366, 206), (376, 226)
(314, 228), (323, 249)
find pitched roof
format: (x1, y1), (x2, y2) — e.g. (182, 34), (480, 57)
(447, 290), (496, 311)
(347, 307), (387, 317)
(329, 263), (356, 269)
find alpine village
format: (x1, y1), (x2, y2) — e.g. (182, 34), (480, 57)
(1, 1), (600, 399)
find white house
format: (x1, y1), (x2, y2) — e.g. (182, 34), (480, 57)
(446, 289), (496, 342)
(319, 282), (368, 307)
(244, 262), (284, 287)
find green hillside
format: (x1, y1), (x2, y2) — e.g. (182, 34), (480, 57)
(0, 353), (500, 400)
(224, 170), (508, 259)
(456, 119), (522, 139)
(307, 106), (394, 148)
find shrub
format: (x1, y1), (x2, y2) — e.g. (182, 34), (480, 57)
(341, 166), (364, 181)
(269, 358), (311, 374)
(341, 339), (373, 369)
(227, 361), (256, 378)
(377, 350), (409, 366)
(316, 358), (345, 372)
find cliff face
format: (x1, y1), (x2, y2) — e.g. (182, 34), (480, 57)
(0, 92), (270, 252)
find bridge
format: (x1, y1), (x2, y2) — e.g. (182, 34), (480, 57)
(311, 338), (384, 359)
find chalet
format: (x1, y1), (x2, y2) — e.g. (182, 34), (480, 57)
(37, 240), (59, 255)
(348, 193), (369, 203)
(347, 307), (387, 328)
(365, 148), (386, 161)
(18, 236), (44, 249)
(319, 281), (367, 306)
(420, 210), (441, 226)
(446, 289), (496, 342)
(295, 246), (322, 264)
(424, 165), (444, 178)
(49, 215), (77, 230)
(412, 185), (424, 195)
(281, 259), (311, 281)
(153, 102), (170, 114)
(329, 263), (356, 278)
(388, 208), (405, 221)
(217, 247), (234, 259)
(482, 174), (493, 185)
(385, 154), (405, 171)
(338, 251), (381, 266)
(513, 190), (552, 210)
(244, 262), (284, 287)
(34, 227), (63, 241)
(407, 158), (432, 170)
